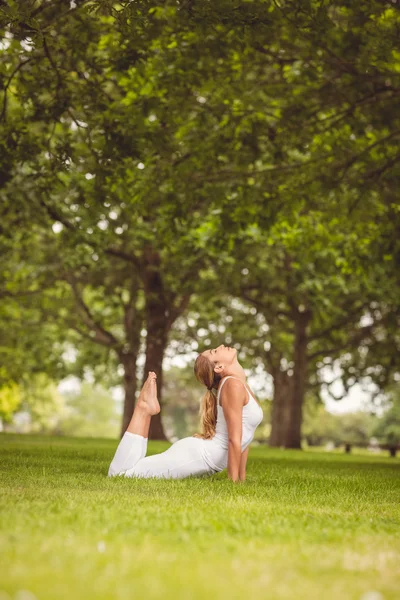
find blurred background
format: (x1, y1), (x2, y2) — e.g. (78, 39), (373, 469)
(1, 0), (399, 457)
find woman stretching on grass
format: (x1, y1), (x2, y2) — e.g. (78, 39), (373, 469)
(108, 345), (263, 482)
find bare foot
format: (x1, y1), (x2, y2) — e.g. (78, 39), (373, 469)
(137, 371), (160, 416)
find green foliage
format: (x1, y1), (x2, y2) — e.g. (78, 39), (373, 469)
(303, 401), (377, 447)
(58, 381), (120, 439)
(338, 411), (377, 447)
(0, 0), (399, 444)
(373, 385), (400, 447)
(161, 365), (202, 439)
(303, 404), (340, 447)
(15, 374), (66, 434)
(0, 381), (21, 422)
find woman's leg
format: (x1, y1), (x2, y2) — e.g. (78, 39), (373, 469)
(126, 371), (160, 437)
(108, 372), (159, 477)
(108, 372), (215, 480)
(123, 436), (216, 479)
(108, 431), (148, 476)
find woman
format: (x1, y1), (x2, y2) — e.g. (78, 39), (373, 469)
(108, 344), (263, 482)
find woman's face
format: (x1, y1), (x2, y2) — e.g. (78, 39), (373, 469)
(202, 344), (237, 366)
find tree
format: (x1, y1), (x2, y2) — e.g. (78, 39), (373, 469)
(338, 411), (377, 452)
(5, 373), (66, 434)
(302, 402), (339, 447)
(1, 0), (399, 446)
(58, 381), (120, 439)
(1, 0), (282, 440)
(0, 216), (69, 389)
(160, 365), (204, 440)
(303, 400), (377, 451)
(0, 381), (21, 425)
(373, 385), (400, 457)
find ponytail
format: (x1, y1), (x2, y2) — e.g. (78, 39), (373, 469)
(193, 352), (222, 440)
(193, 388), (218, 440)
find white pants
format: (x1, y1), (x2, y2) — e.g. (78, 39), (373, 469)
(108, 432), (219, 479)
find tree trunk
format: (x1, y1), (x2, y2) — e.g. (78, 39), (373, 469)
(345, 443), (352, 454)
(120, 352), (138, 438)
(119, 278), (143, 439)
(142, 329), (168, 441)
(284, 311), (310, 449)
(389, 446), (397, 458)
(119, 341), (168, 441)
(119, 247), (194, 441)
(269, 369), (293, 447)
(142, 248), (169, 441)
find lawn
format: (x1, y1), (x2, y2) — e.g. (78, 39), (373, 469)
(0, 433), (399, 600)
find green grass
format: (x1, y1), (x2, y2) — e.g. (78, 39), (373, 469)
(1, 433), (399, 600)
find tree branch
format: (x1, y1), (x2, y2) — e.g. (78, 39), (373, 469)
(0, 286), (52, 299)
(309, 306), (367, 341)
(336, 128), (400, 182)
(104, 247), (142, 269)
(307, 322), (377, 361)
(1, 57), (37, 121)
(38, 196), (142, 269)
(64, 273), (121, 348)
(167, 292), (192, 329)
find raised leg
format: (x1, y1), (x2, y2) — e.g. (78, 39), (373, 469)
(126, 371), (160, 437)
(109, 374), (216, 480)
(108, 372), (160, 477)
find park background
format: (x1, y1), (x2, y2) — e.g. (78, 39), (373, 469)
(1, 1), (399, 600)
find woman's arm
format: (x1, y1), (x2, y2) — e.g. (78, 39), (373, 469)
(239, 446), (249, 481)
(221, 379), (246, 482)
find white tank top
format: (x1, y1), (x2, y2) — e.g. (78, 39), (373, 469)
(201, 376), (264, 472)
(214, 376), (264, 449)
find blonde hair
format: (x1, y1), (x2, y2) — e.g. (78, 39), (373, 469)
(193, 352), (222, 439)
